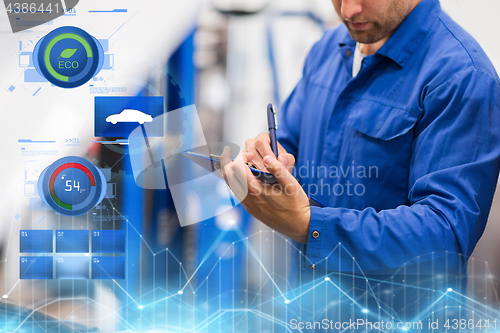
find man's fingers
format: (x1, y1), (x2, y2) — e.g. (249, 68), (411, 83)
(243, 151), (254, 163)
(263, 155), (295, 188)
(255, 138), (276, 160)
(244, 138), (265, 170)
(220, 146), (237, 185)
(244, 132), (294, 173)
(244, 138), (255, 153)
(220, 146), (232, 167)
(254, 132), (274, 163)
(220, 147), (257, 202)
(278, 153), (295, 173)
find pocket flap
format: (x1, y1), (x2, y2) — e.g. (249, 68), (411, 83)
(345, 100), (419, 140)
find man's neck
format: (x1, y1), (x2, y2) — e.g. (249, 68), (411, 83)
(359, 35), (389, 56)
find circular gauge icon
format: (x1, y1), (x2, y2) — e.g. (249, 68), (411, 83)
(34, 26), (103, 88)
(38, 156), (106, 216)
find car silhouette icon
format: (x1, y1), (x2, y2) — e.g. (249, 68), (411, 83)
(105, 109), (153, 125)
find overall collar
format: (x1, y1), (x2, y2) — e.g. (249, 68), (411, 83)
(338, 0), (441, 68)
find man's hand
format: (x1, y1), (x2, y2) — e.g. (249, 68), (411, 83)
(244, 132), (295, 173)
(220, 146), (311, 244)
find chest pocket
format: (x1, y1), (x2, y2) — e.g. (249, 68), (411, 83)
(338, 100), (420, 210)
(344, 100), (419, 141)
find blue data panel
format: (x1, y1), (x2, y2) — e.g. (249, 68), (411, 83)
(20, 230), (53, 253)
(91, 230), (125, 253)
(92, 256), (125, 279)
(94, 96), (164, 137)
(20, 256), (52, 279)
(56, 230), (89, 253)
(55, 256), (89, 279)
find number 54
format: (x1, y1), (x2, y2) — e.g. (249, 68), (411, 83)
(65, 180), (81, 191)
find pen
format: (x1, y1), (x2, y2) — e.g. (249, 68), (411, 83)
(267, 103), (278, 157)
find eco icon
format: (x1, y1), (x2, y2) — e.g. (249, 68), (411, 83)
(34, 26), (103, 88)
(58, 48), (78, 59)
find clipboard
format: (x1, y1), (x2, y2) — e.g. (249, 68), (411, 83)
(181, 150), (325, 207)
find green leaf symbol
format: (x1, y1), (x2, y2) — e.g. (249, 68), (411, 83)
(58, 48), (78, 59)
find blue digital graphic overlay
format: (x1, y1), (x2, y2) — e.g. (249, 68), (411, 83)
(29, 197), (50, 211)
(94, 96), (164, 137)
(33, 26), (103, 88)
(38, 156), (106, 216)
(55, 256), (89, 279)
(53, 168), (91, 206)
(91, 230), (125, 253)
(20, 256), (53, 279)
(49, 38), (88, 77)
(55, 230), (89, 253)
(91, 256), (125, 279)
(128, 105), (244, 226)
(24, 69), (46, 82)
(20, 230), (53, 253)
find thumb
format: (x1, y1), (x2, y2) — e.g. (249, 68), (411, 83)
(263, 155), (294, 187)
